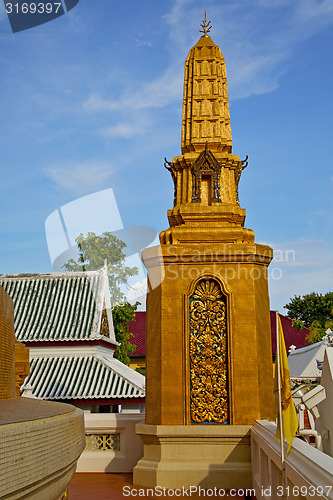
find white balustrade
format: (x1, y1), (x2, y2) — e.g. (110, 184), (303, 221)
(251, 420), (333, 500)
(76, 413), (144, 473)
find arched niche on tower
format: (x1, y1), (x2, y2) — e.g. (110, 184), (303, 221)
(191, 147), (222, 204)
(184, 274), (232, 425)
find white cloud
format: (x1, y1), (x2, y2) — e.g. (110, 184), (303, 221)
(127, 277), (147, 303)
(297, 0), (333, 23)
(80, 0), (333, 145)
(100, 123), (144, 138)
(83, 0), (333, 118)
(83, 64), (183, 113)
(83, 94), (120, 112)
(268, 240), (332, 268)
(255, 0), (291, 6)
(270, 267), (333, 314)
(44, 161), (113, 194)
(264, 239), (333, 312)
(135, 39), (152, 47)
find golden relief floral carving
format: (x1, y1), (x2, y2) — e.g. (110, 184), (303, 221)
(189, 280), (229, 423)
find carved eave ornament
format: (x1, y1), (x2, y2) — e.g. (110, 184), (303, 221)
(234, 155), (248, 205)
(164, 157), (177, 207)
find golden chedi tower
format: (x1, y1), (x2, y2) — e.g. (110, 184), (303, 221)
(134, 13), (274, 489)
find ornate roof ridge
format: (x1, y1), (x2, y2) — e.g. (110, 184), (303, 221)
(0, 267), (106, 280)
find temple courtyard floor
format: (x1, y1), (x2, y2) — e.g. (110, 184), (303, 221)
(68, 473), (256, 499)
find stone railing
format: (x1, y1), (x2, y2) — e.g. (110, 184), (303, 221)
(251, 420), (333, 500)
(76, 413), (144, 472)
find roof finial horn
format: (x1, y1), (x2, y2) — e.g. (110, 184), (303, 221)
(199, 10), (212, 36)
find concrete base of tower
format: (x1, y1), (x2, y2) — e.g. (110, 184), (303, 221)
(133, 423), (252, 490)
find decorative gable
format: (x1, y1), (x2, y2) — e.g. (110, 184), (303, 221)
(191, 146), (222, 203)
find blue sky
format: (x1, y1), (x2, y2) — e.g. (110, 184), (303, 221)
(0, 0), (332, 312)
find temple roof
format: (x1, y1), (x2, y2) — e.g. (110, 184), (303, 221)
(128, 311), (146, 357)
(287, 341), (326, 378)
(0, 268), (116, 345)
(22, 346), (145, 400)
(270, 311), (309, 356)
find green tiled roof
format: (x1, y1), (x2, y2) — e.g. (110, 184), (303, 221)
(0, 268), (115, 344)
(24, 352), (145, 400)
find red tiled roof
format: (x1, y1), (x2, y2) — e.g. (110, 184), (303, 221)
(129, 311), (309, 358)
(270, 311), (309, 356)
(128, 311), (146, 357)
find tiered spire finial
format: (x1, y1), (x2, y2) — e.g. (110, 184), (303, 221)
(199, 10), (212, 35)
(181, 11), (232, 154)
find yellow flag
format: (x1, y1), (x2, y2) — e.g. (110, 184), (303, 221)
(275, 313), (299, 454)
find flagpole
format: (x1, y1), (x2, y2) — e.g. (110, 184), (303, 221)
(276, 310), (287, 500)
(276, 310), (284, 464)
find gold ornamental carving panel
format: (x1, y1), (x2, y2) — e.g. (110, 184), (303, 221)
(189, 279), (229, 424)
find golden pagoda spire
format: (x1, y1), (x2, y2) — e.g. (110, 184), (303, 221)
(199, 10), (212, 35)
(181, 19), (232, 154)
(162, 12), (250, 230)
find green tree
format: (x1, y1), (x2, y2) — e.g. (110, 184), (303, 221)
(63, 231), (139, 304)
(305, 320), (333, 345)
(62, 231), (140, 364)
(112, 302), (139, 365)
(285, 292), (333, 344)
